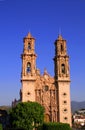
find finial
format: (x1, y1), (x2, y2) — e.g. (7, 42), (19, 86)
(44, 68), (48, 75)
(58, 28), (63, 40)
(27, 32), (32, 38)
(26, 31), (35, 39)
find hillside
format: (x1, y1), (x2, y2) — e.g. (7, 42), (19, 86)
(71, 101), (85, 113)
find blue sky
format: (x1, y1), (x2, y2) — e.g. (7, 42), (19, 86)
(0, 0), (85, 105)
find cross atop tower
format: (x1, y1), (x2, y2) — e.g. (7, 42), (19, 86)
(26, 32), (35, 39)
(57, 34), (63, 40)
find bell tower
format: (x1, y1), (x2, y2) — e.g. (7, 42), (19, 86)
(21, 32), (37, 102)
(54, 35), (71, 125)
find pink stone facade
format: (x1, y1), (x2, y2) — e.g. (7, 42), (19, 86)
(20, 32), (71, 126)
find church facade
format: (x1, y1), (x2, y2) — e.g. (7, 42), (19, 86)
(20, 32), (71, 125)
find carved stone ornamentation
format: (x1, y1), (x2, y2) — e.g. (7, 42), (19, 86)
(19, 32), (71, 126)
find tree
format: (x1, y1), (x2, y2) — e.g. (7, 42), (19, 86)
(0, 124), (3, 130)
(9, 102), (44, 130)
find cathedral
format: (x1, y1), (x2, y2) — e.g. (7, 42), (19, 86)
(19, 32), (71, 125)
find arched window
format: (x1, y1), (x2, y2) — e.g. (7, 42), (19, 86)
(61, 64), (65, 74)
(44, 114), (50, 122)
(61, 44), (64, 52)
(27, 62), (31, 73)
(28, 43), (31, 50)
(44, 85), (49, 91)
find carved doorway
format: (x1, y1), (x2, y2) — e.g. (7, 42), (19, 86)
(44, 114), (50, 122)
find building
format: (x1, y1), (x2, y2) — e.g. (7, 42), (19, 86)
(73, 109), (85, 126)
(73, 115), (85, 126)
(20, 32), (71, 126)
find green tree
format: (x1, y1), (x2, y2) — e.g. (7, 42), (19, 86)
(0, 124), (3, 130)
(10, 102), (44, 130)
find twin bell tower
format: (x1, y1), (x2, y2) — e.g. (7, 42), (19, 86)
(20, 32), (71, 126)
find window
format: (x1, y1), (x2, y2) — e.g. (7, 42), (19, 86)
(61, 44), (64, 52)
(44, 86), (49, 91)
(63, 108), (68, 113)
(61, 64), (65, 74)
(27, 62), (31, 73)
(28, 43), (31, 50)
(64, 117), (68, 120)
(62, 93), (67, 97)
(27, 92), (30, 95)
(63, 100), (67, 105)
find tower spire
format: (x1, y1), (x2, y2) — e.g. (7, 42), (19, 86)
(58, 28), (63, 40)
(54, 34), (71, 126)
(21, 32), (37, 102)
(27, 32), (32, 38)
